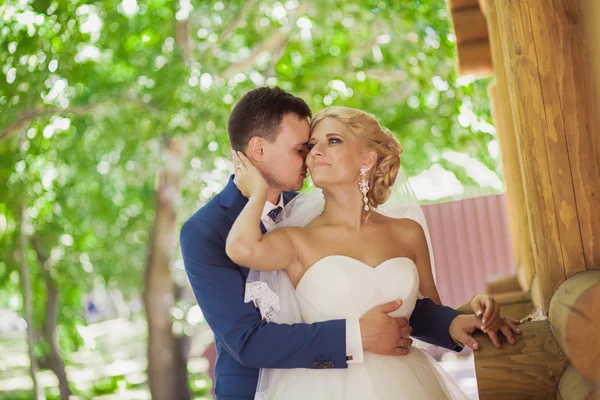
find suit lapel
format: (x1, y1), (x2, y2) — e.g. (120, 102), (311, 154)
(219, 177), (300, 279)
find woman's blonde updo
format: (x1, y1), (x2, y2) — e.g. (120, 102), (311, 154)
(310, 106), (403, 209)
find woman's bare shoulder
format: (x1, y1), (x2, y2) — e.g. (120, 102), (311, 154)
(378, 215), (425, 240)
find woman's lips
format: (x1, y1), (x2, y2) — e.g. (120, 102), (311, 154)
(312, 162), (330, 168)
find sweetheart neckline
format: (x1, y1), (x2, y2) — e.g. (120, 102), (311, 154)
(295, 255), (416, 291)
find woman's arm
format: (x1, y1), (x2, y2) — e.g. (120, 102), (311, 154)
(225, 151), (298, 271)
(399, 218), (443, 305)
(400, 218), (513, 334)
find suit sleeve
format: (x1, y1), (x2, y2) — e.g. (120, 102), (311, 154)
(180, 218), (348, 369)
(409, 298), (463, 351)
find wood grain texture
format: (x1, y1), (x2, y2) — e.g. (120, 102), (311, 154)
(495, 0), (600, 312)
(557, 365), (599, 400)
(474, 319), (567, 399)
(486, 0), (535, 290)
(456, 39), (493, 77)
(548, 271), (600, 384)
(451, 7), (490, 45)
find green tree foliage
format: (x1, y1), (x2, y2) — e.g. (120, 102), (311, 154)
(0, 0), (498, 393)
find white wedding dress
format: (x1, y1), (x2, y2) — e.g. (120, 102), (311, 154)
(260, 255), (468, 399)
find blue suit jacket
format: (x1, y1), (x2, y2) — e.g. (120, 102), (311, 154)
(180, 176), (461, 399)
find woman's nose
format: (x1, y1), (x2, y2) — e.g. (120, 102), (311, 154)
(310, 142), (325, 156)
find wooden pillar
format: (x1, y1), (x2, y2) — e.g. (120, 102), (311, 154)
(548, 271), (600, 384)
(485, 0), (535, 291)
(579, 0), (600, 168)
(495, 0), (600, 312)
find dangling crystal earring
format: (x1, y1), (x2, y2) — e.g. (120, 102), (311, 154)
(359, 167), (370, 211)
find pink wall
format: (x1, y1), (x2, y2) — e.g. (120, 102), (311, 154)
(423, 193), (517, 308)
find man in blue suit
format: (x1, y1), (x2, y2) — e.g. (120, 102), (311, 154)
(180, 87), (515, 399)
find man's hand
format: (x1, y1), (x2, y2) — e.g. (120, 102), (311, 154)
(449, 314), (483, 350)
(450, 314), (522, 350)
(482, 316), (522, 348)
(360, 300), (413, 356)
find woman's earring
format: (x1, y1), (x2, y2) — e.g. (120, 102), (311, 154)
(359, 167), (370, 211)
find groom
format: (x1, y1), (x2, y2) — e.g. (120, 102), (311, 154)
(181, 87), (500, 399)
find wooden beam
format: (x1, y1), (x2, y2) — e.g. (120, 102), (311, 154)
(493, 290), (534, 320)
(474, 320), (567, 399)
(478, 0), (487, 16)
(450, 7), (489, 45)
(579, 0), (600, 171)
(485, 273), (522, 295)
(548, 271), (600, 384)
(456, 39), (493, 78)
(485, 0), (535, 290)
(557, 365), (599, 400)
(495, 0), (600, 311)
(448, 0), (480, 12)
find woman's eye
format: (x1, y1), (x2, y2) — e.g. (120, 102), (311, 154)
(307, 144), (315, 150)
(328, 138), (341, 144)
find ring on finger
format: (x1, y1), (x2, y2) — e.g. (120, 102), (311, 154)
(236, 164), (243, 170)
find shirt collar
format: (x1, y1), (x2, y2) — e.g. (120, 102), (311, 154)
(261, 194), (285, 220)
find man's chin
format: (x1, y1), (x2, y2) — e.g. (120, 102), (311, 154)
(290, 182), (304, 191)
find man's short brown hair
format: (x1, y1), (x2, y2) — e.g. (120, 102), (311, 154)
(227, 87), (312, 151)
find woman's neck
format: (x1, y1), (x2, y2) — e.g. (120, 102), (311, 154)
(319, 185), (370, 230)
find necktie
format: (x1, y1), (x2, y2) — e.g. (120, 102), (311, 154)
(267, 206), (283, 222)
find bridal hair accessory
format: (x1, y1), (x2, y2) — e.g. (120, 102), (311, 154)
(359, 167), (370, 211)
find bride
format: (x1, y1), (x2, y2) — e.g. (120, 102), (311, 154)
(227, 106), (486, 399)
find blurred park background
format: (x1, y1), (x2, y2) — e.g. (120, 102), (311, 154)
(0, 0), (505, 398)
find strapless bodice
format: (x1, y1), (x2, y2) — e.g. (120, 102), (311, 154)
(295, 255), (420, 323)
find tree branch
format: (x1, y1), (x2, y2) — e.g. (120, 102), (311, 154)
(222, 4), (308, 80)
(222, 31), (288, 79)
(216, 0), (260, 47)
(0, 98), (159, 142)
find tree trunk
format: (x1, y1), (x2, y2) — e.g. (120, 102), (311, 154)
(172, 282), (191, 400)
(18, 205), (45, 400)
(144, 138), (184, 400)
(31, 238), (71, 400)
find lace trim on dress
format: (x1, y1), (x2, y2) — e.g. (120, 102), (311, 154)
(245, 281), (280, 322)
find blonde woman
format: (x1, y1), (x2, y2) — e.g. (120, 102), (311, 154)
(227, 106), (518, 399)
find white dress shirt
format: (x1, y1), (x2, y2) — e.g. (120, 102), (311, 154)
(261, 195), (364, 364)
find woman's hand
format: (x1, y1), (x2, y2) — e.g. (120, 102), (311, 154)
(233, 151), (268, 198)
(470, 294), (501, 332)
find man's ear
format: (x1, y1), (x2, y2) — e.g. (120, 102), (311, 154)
(247, 136), (265, 162)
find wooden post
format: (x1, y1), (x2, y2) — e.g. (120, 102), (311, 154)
(485, 0), (535, 290)
(579, 0), (600, 169)
(548, 271), (600, 384)
(495, 0), (600, 312)
(473, 320), (567, 399)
